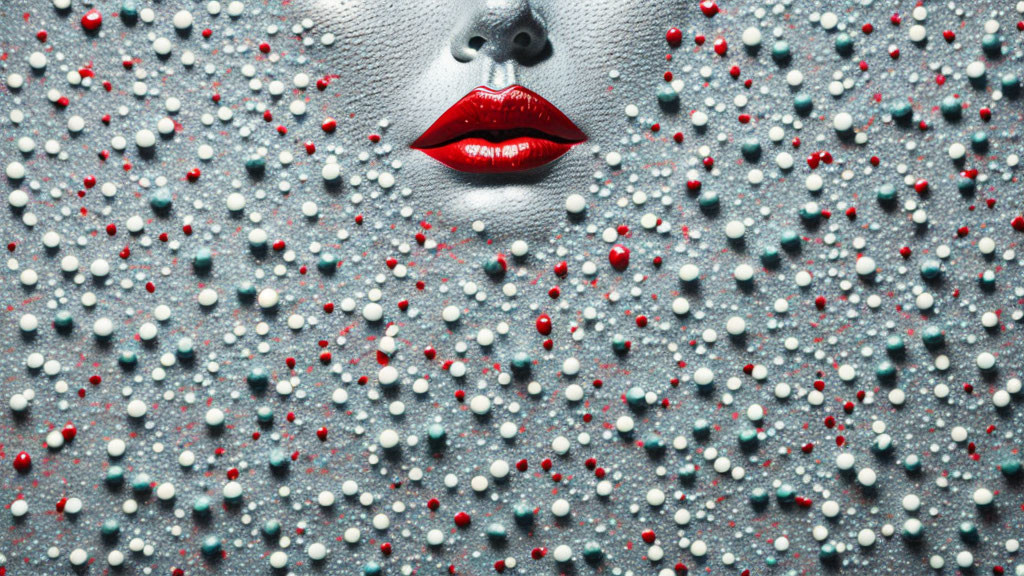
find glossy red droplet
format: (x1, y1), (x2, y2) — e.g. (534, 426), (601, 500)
(665, 27), (683, 47)
(608, 244), (630, 271)
(536, 314), (552, 335)
(81, 9), (102, 31)
(13, 451), (32, 473)
(453, 511), (471, 528)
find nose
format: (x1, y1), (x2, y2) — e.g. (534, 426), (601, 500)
(451, 0), (550, 65)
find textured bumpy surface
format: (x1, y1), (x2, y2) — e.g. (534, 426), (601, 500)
(2, 1), (1024, 575)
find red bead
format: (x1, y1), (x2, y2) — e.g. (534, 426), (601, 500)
(62, 423), (78, 442)
(316, 427), (328, 441)
(673, 132), (684, 143)
(530, 547), (546, 560)
(942, 30), (955, 42)
(861, 23), (874, 35)
(1011, 216), (1024, 232)
(553, 261), (568, 277)
(535, 314), (552, 335)
(81, 9), (103, 31)
(515, 459), (528, 472)
(635, 315), (648, 328)
(321, 118), (337, 133)
(665, 27), (683, 47)
(698, 1), (719, 17)
(453, 511), (471, 528)
(815, 296), (826, 310)
(608, 244), (630, 271)
(380, 542), (392, 555)
(913, 179), (929, 194)
(427, 498), (440, 511)
(979, 107), (992, 121)
(259, 42), (271, 53)
(36, 30), (48, 42)
(641, 529), (657, 544)
(13, 451), (32, 473)
(202, 28), (213, 38)
(712, 37), (728, 56)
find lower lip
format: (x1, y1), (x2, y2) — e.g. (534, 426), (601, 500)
(416, 136), (576, 173)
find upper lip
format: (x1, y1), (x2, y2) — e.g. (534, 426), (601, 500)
(411, 85), (586, 172)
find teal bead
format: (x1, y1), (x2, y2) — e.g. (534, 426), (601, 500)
(245, 155), (266, 174)
(819, 543), (837, 560)
(582, 541), (604, 562)
(760, 246), (780, 267)
(876, 361), (897, 381)
(611, 334), (629, 354)
(738, 428), (759, 450)
(201, 535), (222, 556)
(247, 367), (270, 391)
(269, 448), (289, 470)
(697, 191), (719, 210)
(692, 419), (710, 438)
(131, 473), (153, 493)
(885, 335), (905, 354)
(362, 562), (382, 576)
(766, 557), (777, 566)
(1000, 458), (1022, 477)
(981, 33), (1002, 56)
(959, 521), (979, 543)
(740, 138), (761, 162)
(236, 281), (257, 301)
(262, 519), (281, 537)
(940, 96), (962, 120)
(776, 484), (796, 503)
(903, 454), (921, 472)
(149, 188), (173, 212)
(799, 203), (821, 222)
(876, 183), (897, 205)
(54, 310), (74, 332)
(485, 523), (507, 540)
(513, 502), (535, 525)
(101, 518), (121, 538)
(779, 229), (801, 251)
(957, 177), (976, 194)
(890, 101), (912, 122)
(771, 41), (791, 63)
(920, 325), (945, 349)
(919, 259), (942, 280)
(979, 269), (996, 289)
(176, 337), (194, 359)
(427, 423), (447, 446)
(193, 247), (213, 272)
(657, 84), (679, 104)
(871, 435), (893, 454)
(643, 434), (666, 455)
(510, 352), (532, 375)
(903, 522), (924, 540)
(317, 253), (338, 274)
(256, 406), (274, 424)
(120, 0), (139, 18)
(118, 350), (138, 368)
(793, 93), (813, 116)
(834, 33), (853, 56)
(678, 463), (697, 483)
(970, 130), (989, 152)
(106, 465), (125, 485)
(482, 257), (506, 277)
(749, 487), (770, 509)
(625, 386), (646, 409)
(1001, 73), (1020, 96)
(193, 496), (212, 515)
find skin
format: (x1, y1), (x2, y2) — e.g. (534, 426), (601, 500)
(302, 0), (680, 237)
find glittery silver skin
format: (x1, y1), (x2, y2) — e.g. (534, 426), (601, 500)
(2, 1), (1024, 575)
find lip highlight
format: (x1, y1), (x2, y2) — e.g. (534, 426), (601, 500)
(411, 85), (586, 173)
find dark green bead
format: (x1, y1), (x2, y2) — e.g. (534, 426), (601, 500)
(1000, 458), (1022, 477)
(236, 281), (257, 301)
(427, 423), (447, 446)
(201, 535), (222, 556)
(749, 487), (770, 508)
(510, 352), (532, 375)
(582, 541), (604, 562)
(131, 473), (152, 493)
(819, 543), (837, 560)
(981, 33), (1002, 56)
(890, 101), (912, 122)
(247, 367), (270, 391)
(834, 33), (853, 56)
(54, 310), (74, 332)
(919, 259), (942, 280)
(657, 84), (679, 104)
(513, 502), (535, 525)
(362, 562), (382, 576)
(940, 96), (962, 120)
(244, 156), (266, 174)
(920, 325), (945, 348)
(957, 177), (976, 194)
(106, 465), (125, 485)
(793, 94), (813, 116)
(779, 230), (801, 251)
(740, 138), (761, 162)
(1001, 73), (1020, 96)
(193, 247), (213, 271)
(876, 361), (897, 381)
(776, 484), (796, 503)
(625, 386), (646, 409)
(193, 496), (212, 515)
(262, 519), (281, 537)
(903, 454), (921, 472)
(611, 334), (629, 354)
(485, 523), (507, 540)
(120, 0), (139, 18)
(269, 449), (289, 470)
(771, 41), (791, 63)
(885, 335), (905, 354)
(678, 463), (697, 483)
(317, 253), (338, 274)
(643, 434), (666, 455)
(738, 428), (759, 449)
(693, 418), (711, 438)
(482, 257), (506, 277)
(149, 188), (173, 212)
(970, 130), (989, 152)
(760, 246), (780, 267)
(101, 518), (121, 538)
(876, 183), (897, 205)
(959, 521), (979, 543)
(257, 406), (274, 424)
(698, 191), (720, 210)
(118, 350), (138, 367)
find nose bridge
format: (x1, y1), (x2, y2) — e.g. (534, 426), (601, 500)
(451, 0), (549, 65)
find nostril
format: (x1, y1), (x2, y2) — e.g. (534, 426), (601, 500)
(512, 32), (532, 48)
(468, 36), (487, 51)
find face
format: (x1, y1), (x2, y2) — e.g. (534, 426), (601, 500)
(302, 0), (678, 237)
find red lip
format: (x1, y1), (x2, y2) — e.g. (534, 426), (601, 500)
(412, 85), (586, 173)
